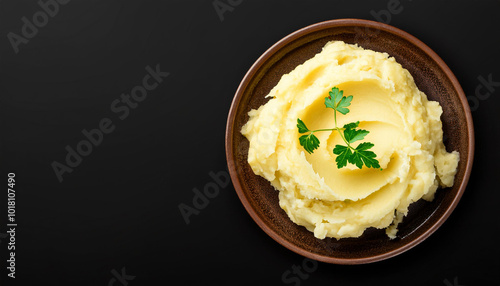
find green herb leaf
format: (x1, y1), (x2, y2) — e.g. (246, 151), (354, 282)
(348, 143), (380, 169)
(333, 144), (352, 168)
(325, 87), (341, 109)
(331, 87), (343, 107)
(355, 142), (375, 151)
(336, 95), (353, 115)
(324, 96), (336, 110)
(344, 125), (370, 144)
(342, 121), (359, 130)
(325, 87), (353, 115)
(297, 118), (310, 134)
(299, 134), (320, 154)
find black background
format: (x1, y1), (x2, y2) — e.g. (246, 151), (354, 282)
(1, 0), (499, 285)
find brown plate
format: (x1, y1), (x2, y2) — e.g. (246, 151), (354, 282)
(225, 19), (474, 264)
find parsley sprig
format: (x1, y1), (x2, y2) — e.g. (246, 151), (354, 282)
(297, 87), (380, 169)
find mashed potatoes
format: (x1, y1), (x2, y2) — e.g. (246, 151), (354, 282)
(241, 41), (459, 239)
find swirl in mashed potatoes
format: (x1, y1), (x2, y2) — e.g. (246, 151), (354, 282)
(241, 41), (459, 239)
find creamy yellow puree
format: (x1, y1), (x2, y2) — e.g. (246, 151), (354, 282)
(241, 41), (459, 239)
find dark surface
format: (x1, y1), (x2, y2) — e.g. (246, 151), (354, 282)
(0, 0), (498, 285)
(226, 19), (473, 264)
